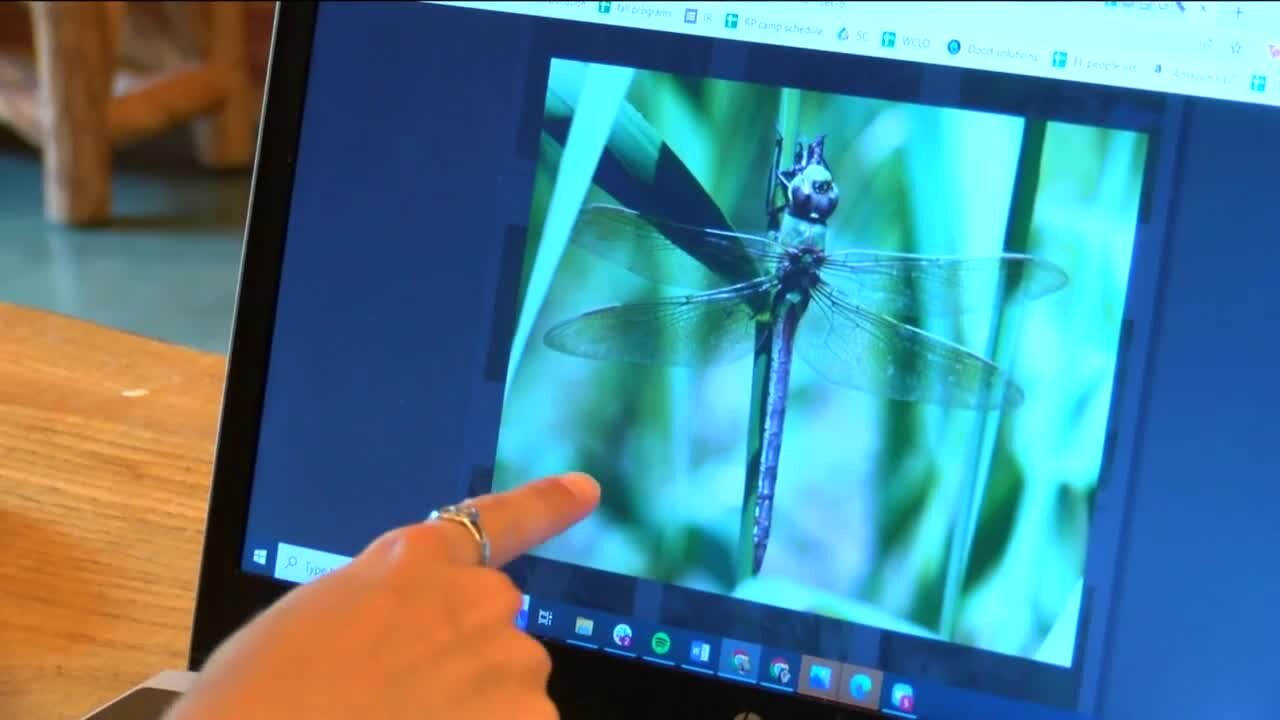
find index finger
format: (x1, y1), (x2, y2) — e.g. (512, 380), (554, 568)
(440, 472), (601, 567)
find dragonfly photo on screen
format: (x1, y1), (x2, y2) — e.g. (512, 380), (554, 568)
(542, 133), (1070, 577)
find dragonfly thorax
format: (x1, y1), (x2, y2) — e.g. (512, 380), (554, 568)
(775, 245), (825, 293)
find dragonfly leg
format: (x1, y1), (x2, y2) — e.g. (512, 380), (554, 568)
(767, 200), (789, 226)
(767, 131), (786, 231)
(767, 172), (793, 232)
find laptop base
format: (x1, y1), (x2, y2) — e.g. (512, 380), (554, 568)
(78, 670), (194, 720)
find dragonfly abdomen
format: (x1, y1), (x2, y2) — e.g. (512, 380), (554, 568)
(749, 292), (807, 574)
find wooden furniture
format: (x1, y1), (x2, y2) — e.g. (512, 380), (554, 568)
(0, 302), (225, 719)
(0, 2), (267, 226)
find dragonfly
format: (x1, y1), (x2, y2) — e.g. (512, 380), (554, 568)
(543, 133), (1069, 577)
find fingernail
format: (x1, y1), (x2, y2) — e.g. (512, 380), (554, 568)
(559, 472), (600, 503)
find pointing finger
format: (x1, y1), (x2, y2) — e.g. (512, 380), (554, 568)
(431, 472), (600, 567)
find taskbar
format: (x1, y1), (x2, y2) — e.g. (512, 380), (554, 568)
(519, 593), (921, 718)
(246, 541), (921, 716)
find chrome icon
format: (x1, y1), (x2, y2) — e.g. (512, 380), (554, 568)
(947, 39), (961, 55)
(768, 657), (791, 684)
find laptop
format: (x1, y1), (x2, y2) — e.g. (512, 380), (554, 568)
(79, 2), (1280, 719)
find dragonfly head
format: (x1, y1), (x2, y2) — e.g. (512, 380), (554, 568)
(783, 136), (840, 224)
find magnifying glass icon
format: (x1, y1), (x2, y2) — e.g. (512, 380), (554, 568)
(286, 556), (298, 568)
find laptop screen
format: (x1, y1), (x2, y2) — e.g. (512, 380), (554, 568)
(238, 2), (1280, 718)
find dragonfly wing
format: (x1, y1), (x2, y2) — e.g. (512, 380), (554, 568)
(570, 204), (785, 291)
(797, 285), (1024, 410)
(544, 278), (776, 367)
(818, 249), (1069, 319)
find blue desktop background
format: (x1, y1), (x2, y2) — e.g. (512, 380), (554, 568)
(241, 3), (1280, 719)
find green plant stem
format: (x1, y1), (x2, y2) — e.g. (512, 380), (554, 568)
(937, 118), (1047, 641)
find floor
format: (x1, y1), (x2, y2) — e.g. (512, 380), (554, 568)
(0, 127), (249, 354)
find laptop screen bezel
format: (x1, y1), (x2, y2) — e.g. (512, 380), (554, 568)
(186, 1), (315, 670)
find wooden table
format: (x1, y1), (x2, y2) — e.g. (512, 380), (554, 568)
(0, 302), (226, 719)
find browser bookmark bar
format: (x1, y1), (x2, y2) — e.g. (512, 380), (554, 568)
(432, 1), (1279, 107)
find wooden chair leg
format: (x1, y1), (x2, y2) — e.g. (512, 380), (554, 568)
(30, 2), (115, 225)
(191, 3), (256, 170)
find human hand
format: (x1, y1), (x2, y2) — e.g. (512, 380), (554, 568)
(163, 472), (601, 720)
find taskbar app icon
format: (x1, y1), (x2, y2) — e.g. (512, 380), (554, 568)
(837, 663), (884, 710)
(717, 638), (762, 683)
(689, 639), (714, 664)
(798, 655), (839, 699)
(887, 680), (917, 717)
(768, 657), (791, 685)
(760, 648), (800, 692)
(650, 631), (672, 656)
(612, 622), (634, 650)
(574, 616), (595, 640)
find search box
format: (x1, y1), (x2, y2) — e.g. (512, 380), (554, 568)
(274, 542), (353, 584)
